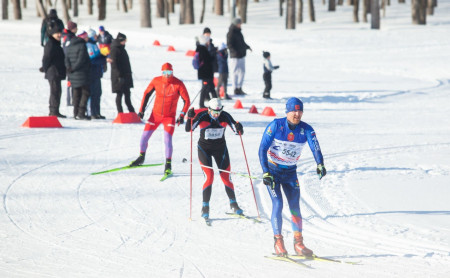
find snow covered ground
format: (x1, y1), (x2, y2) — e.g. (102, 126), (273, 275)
(1, 1), (450, 277)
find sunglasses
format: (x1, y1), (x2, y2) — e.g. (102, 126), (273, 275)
(162, 70), (173, 75)
(209, 108), (223, 114)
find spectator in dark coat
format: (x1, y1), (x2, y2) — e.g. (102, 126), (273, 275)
(65, 31), (91, 120)
(226, 18), (252, 96)
(62, 20), (78, 106)
(40, 25), (66, 118)
(40, 9), (64, 47)
(196, 35), (218, 108)
(216, 42), (231, 100)
(109, 33), (135, 114)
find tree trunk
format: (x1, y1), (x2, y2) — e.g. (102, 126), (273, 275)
(122, 0), (128, 12)
(239, 0), (247, 23)
(3, 0), (8, 19)
(308, 0), (315, 21)
(297, 0), (303, 23)
(165, 0), (169, 24)
(61, 0), (70, 22)
(427, 0), (434, 15)
(98, 0), (106, 20)
(156, 0), (164, 17)
(371, 0), (380, 29)
(74, 0), (79, 17)
(338, 0), (343, 4)
(200, 0), (205, 23)
(412, 0), (426, 24)
(185, 0), (194, 24)
(215, 0), (223, 15)
(140, 0), (151, 27)
(353, 0), (359, 22)
(328, 0), (336, 11)
(87, 0), (93, 15)
(398, 0), (405, 3)
(279, 0), (283, 16)
(128, 0), (133, 9)
(169, 0), (174, 13)
(23, 0), (26, 9)
(363, 0), (369, 22)
(286, 0), (295, 29)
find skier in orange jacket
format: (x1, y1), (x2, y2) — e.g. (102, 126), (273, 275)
(130, 63), (191, 176)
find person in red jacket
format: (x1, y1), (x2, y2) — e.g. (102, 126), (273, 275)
(130, 63), (191, 176)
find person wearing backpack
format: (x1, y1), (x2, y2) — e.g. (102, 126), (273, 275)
(40, 9), (64, 47)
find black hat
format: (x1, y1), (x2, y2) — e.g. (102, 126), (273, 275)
(117, 32), (127, 42)
(263, 51), (270, 58)
(49, 9), (57, 17)
(203, 27), (211, 34)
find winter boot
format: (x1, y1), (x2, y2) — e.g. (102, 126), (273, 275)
(164, 158), (172, 175)
(130, 153), (145, 167)
(274, 235), (288, 257)
(201, 202), (210, 218)
(263, 91), (271, 99)
(293, 231), (313, 257)
(238, 88), (247, 95)
(229, 199), (243, 215)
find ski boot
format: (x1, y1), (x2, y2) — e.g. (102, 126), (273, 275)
(201, 202), (210, 218)
(293, 231), (313, 257)
(164, 158), (172, 175)
(274, 235), (288, 257)
(130, 153), (145, 167)
(229, 199), (243, 215)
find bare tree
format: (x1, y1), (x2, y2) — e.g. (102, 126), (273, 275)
(165, 0), (169, 24)
(297, 0), (303, 23)
(128, 0), (133, 9)
(87, 0), (93, 15)
(157, 0), (164, 17)
(371, 0), (380, 29)
(308, 0), (315, 21)
(215, 0), (224, 15)
(279, 0), (283, 16)
(353, 0), (359, 22)
(23, 0), (27, 9)
(200, 0), (207, 23)
(140, 0), (151, 27)
(74, 0), (79, 17)
(122, 0), (129, 12)
(363, 0), (370, 22)
(329, 0), (336, 11)
(427, 0), (434, 15)
(183, 0), (194, 24)
(179, 0), (185, 23)
(169, 0), (174, 13)
(286, 0), (295, 29)
(98, 0), (107, 20)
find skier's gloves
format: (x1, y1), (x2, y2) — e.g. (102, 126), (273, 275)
(263, 172), (275, 189)
(235, 122), (244, 135)
(187, 107), (196, 118)
(176, 113), (185, 125)
(138, 112), (144, 120)
(317, 164), (327, 180)
(39, 67), (44, 73)
(274, 65), (280, 70)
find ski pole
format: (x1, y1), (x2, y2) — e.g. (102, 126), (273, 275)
(238, 131), (261, 219)
(182, 159), (259, 179)
(188, 89), (202, 109)
(189, 118), (193, 221)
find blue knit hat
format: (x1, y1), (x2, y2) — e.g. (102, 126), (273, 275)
(285, 97), (303, 113)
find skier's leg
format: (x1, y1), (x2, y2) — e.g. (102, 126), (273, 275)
(198, 145), (214, 203)
(266, 176), (284, 235)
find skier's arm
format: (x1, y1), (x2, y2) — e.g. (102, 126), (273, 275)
(258, 121), (278, 173)
(185, 111), (203, 132)
(139, 81), (155, 114)
(178, 82), (191, 115)
(305, 125), (324, 165)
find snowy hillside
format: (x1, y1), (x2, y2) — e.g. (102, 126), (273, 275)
(1, 1), (450, 277)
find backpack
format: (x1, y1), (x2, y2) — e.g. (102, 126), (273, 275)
(192, 52), (200, 70)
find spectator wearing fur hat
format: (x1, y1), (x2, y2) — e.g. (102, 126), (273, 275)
(216, 42), (231, 100)
(40, 9), (64, 47)
(196, 35), (218, 108)
(86, 29), (107, 119)
(262, 51), (279, 99)
(40, 25), (66, 118)
(65, 31), (91, 120)
(226, 17), (252, 96)
(109, 32), (135, 114)
(62, 20), (78, 106)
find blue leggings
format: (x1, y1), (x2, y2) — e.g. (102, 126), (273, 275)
(266, 169), (302, 235)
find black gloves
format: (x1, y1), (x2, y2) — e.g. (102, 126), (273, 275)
(176, 113), (185, 125)
(235, 122), (244, 135)
(39, 67), (44, 73)
(138, 112), (144, 120)
(274, 65), (280, 70)
(187, 107), (195, 118)
(317, 164), (327, 180)
(67, 67), (72, 73)
(263, 172), (275, 189)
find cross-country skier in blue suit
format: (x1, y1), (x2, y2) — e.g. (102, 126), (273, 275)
(258, 97), (326, 257)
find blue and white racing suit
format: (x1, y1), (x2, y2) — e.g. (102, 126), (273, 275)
(258, 117), (324, 235)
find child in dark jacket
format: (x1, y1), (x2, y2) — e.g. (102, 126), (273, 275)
(216, 43), (231, 100)
(263, 51), (279, 99)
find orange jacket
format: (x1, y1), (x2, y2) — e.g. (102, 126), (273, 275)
(139, 76), (190, 118)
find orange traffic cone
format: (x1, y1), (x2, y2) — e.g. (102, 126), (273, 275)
(153, 40), (161, 46)
(249, 105), (259, 114)
(262, 106), (276, 116)
(233, 100), (243, 109)
(167, 45), (176, 52)
(186, 50), (196, 56)
(113, 112), (142, 124)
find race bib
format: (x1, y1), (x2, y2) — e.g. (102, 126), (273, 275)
(268, 138), (305, 166)
(205, 128), (224, 140)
